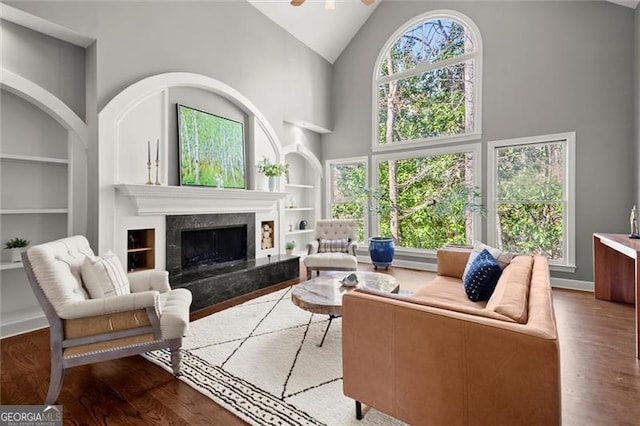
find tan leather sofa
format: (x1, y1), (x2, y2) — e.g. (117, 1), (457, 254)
(342, 247), (560, 425)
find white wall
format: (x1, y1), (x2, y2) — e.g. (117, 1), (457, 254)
(325, 1), (636, 282)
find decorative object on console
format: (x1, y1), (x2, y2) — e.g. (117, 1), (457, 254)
(630, 205), (639, 239)
(4, 237), (30, 263)
(177, 104), (246, 189)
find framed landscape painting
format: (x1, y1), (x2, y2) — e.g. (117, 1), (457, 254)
(177, 104), (246, 189)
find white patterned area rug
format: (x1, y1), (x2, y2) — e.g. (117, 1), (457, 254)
(144, 287), (406, 425)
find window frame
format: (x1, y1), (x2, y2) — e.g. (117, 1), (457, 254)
(372, 9), (483, 153)
(487, 132), (576, 272)
(371, 143), (482, 256)
(325, 156), (369, 245)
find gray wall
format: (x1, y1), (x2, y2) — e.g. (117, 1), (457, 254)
(325, 1), (636, 282)
(1, 19), (86, 118)
(10, 0), (332, 251)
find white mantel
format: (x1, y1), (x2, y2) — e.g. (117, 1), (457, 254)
(115, 184), (287, 216)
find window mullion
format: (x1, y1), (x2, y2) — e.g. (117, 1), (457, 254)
(376, 51), (477, 86)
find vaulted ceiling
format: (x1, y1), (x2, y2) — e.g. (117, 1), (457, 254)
(248, 0), (638, 64)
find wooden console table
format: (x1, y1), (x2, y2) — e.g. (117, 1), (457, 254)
(593, 233), (640, 358)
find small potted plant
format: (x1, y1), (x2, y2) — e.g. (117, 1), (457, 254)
(257, 157), (289, 191)
(4, 237), (30, 263)
(285, 240), (296, 255)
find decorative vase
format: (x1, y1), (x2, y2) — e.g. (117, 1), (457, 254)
(268, 176), (277, 192)
(286, 249), (293, 256)
(369, 237), (394, 270)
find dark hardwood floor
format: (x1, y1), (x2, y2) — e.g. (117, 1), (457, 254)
(2, 263), (639, 425)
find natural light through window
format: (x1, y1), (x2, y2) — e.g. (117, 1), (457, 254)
(374, 10), (482, 151)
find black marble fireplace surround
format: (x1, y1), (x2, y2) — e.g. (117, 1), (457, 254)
(166, 213), (299, 311)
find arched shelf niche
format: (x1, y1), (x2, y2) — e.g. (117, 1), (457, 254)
(0, 68), (88, 238)
(98, 72), (285, 254)
(282, 143), (323, 255)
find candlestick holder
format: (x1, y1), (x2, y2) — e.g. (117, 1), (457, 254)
(154, 160), (161, 185)
(146, 161), (153, 185)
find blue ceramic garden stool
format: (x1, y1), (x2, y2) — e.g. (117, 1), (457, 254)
(369, 237), (395, 270)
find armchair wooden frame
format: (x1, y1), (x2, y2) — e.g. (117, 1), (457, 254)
(22, 253), (183, 405)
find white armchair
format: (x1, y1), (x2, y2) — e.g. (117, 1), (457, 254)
(22, 235), (191, 404)
(303, 219), (358, 279)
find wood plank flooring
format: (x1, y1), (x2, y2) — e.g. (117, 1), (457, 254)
(2, 263), (639, 425)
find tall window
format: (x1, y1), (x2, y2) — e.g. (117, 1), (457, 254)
(488, 133), (576, 270)
(373, 145), (481, 251)
(326, 158), (367, 243)
(374, 10), (482, 151)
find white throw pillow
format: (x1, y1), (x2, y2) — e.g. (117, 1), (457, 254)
(81, 250), (131, 299)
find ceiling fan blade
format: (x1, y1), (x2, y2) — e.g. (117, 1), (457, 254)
(290, 0), (306, 6)
(361, 0), (375, 4)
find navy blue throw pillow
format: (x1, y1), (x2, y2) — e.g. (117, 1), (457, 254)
(463, 249), (502, 302)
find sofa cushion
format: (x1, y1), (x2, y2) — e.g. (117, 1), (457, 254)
(318, 238), (350, 253)
(81, 250), (131, 299)
(486, 255), (533, 324)
(463, 249), (502, 301)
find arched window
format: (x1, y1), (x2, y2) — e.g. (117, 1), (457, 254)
(374, 10), (482, 150)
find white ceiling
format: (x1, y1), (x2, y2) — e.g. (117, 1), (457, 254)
(248, 0), (638, 64)
(247, 0), (379, 64)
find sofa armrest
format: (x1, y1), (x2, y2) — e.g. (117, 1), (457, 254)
(342, 290), (560, 425)
(436, 247), (472, 278)
(307, 240), (319, 255)
(58, 291), (160, 319)
(128, 269), (171, 293)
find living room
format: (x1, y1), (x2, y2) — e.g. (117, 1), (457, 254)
(1, 0), (639, 424)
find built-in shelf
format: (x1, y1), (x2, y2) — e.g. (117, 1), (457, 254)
(0, 262), (23, 271)
(285, 229), (315, 236)
(0, 153), (68, 164)
(285, 207), (314, 211)
(127, 229), (155, 272)
(284, 183), (314, 189)
(0, 208), (68, 214)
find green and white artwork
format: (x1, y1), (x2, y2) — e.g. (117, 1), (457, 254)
(178, 104), (246, 188)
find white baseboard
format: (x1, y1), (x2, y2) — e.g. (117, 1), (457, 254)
(550, 277), (593, 292)
(0, 312), (47, 339)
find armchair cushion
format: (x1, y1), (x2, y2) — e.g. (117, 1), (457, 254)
(128, 269), (172, 293)
(318, 238), (350, 253)
(81, 250), (131, 298)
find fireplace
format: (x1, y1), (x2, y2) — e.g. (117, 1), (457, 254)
(166, 213), (255, 277)
(181, 225), (247, 271)
(166, 212), (299, 311)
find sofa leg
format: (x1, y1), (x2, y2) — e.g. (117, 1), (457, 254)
(306, 270), (312, 280)
(355, 401), (363, 420)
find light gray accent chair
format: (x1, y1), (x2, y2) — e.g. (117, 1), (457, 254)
(303, 219), (358, 280)
(22, 235), (191, 405)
